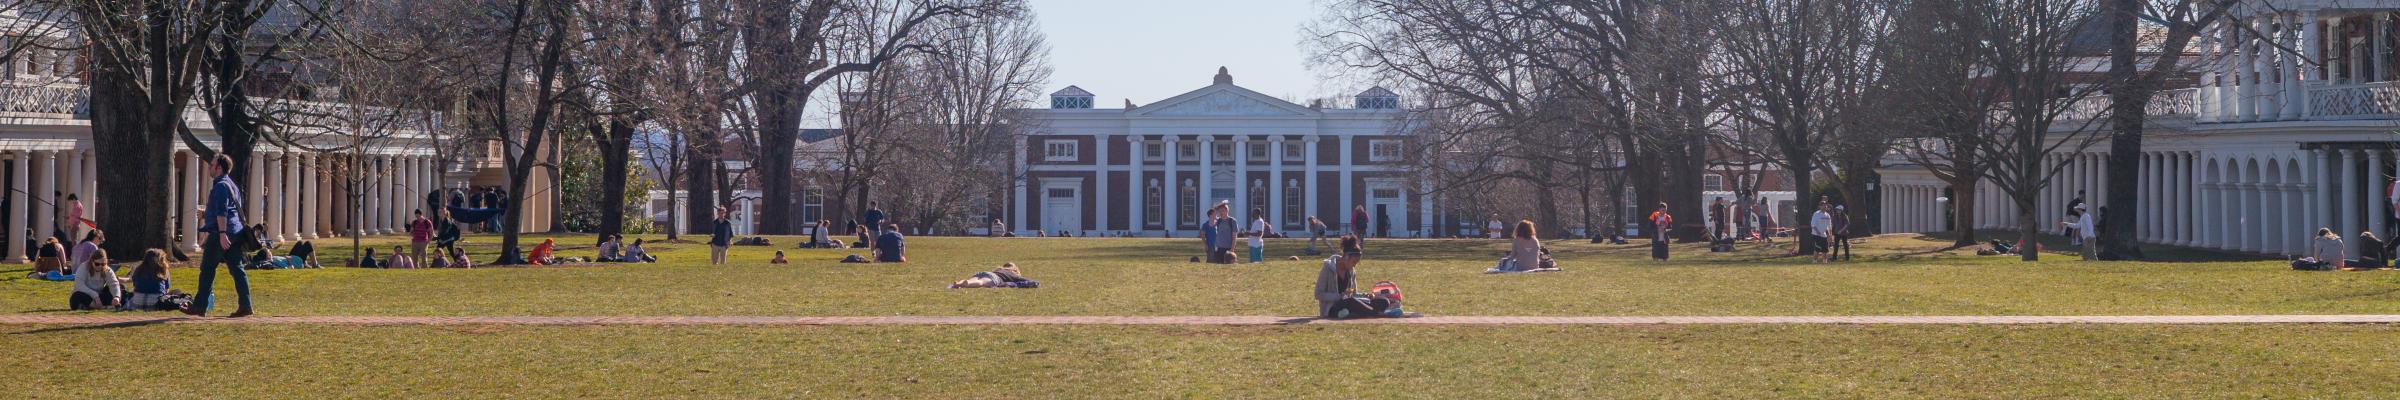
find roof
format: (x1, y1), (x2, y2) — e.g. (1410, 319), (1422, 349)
(1356, 86), (1398, 97)
(1051, 85), (1093, 97)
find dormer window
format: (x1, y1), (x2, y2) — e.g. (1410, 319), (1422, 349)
(1355, 86), (1399, 109)
(1051, 85), (1094, 109)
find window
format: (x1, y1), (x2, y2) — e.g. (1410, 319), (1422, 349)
(1702, 175), (1725, 192)
(1047, 188), (1076, 198)
(1248, 142), (1268, 159)
(1283, 180), (1303, 228)
(1283, 142), (1304, 159)
(1145, 142), (1163, 159)
(1178, 179), (1198, 228)
(1248, 180), (1268, 220)
(1043, 140), (1078, 162)
(1368, 140), (1403, 162)
(1145, 180), (1164, 228)
(1213, 142), (1234, 160)
(802, 186), (825, 223)
(1178, 143), (1199, 159)
(1371, 188), (1402, 199)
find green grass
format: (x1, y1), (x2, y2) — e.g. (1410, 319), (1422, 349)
(5, 323), (2398, 398)
(2, 233), (2394, 317)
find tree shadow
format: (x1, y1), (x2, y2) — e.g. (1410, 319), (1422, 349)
(10, 318), (178, 335)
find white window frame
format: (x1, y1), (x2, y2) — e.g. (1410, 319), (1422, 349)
(1214, 142), (1234, 160)
(1248, 142), (1268, 159)
(1146, 142), (1164, 159)
(1283, 142), (1304, 159)
(1702, 175), (1726, 192)
(1044, 140), (1079, 162)
(1145, 179), (1164, 228)
(1368, 140), (1403, 162)
(1178, 143), (1199, 159)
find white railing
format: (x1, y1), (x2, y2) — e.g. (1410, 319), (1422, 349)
(2056, 88), (2196, 121)
(2306, 81), (2400, 119)
(0, 83), (87, 117)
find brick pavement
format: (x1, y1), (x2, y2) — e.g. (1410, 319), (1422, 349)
(6, 314), (2400, 326)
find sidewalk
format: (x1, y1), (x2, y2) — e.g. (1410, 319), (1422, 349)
(8, 314), (2400, 326)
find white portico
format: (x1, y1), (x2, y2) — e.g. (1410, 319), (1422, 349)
(1008, 68), (1440, 237)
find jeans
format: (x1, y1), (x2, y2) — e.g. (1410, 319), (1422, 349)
(1323, 297), (1391, 319)
(192, 232), (252, 312)
(1248, 245), (1263, 263)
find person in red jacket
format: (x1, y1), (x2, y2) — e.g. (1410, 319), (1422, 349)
(1648, 203), (1673, 261)
(408, 210), (434, 265)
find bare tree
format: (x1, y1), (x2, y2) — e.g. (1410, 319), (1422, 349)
(1961, 0), (2117, 261)
(1708, 0), (1897, 250)
(2095, 0), (2233, 259)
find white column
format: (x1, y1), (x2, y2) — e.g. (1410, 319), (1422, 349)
(1162, 137), (1179, 232)
(6, 152), (24, 263)
(2141, 154), (2156, 242)
(2372, 150), (2390, 243)
(1198, 137), (1215, 219)
(1304, 136), (1320, 228)
(2302, 12), (2323, 117)
(2199, 18), (2220, 123)
(59, 150), (80, 229)
(299, 154), (316, 240)
(1338, 136), (1355, 234)
(1095, 138), (1110, 233)
(1268, 137), (1284, 233)
(2262, 16), (2284, 120)
(2227, 17), (2246, 120)
(1233, 136), (1248, 222)
(79, 150), (94, 214)
(2199, 158), (2216, 248)
(31, 151), (53, 244)
(246, 154), (264, 234)
(364, 157), (380, 234)
(2342, 150), (2363, 255)
(262, 153), (283, 241)
(2218, 21), (2239, 118)
(2172, 153), (2188, 246)
(183, 153), (203, 252)
(1419, 180), (1433, 237)
(2236, 162), (2255, 252)
(1129, 138), (1145, 232)
(2281, 12), (2304, 120)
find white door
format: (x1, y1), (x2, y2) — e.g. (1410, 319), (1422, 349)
(1042, 186), (1081, 234)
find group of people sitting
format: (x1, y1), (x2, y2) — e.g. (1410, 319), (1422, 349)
(27, 229), (196, 312)
(2296, 228), (2397, 271)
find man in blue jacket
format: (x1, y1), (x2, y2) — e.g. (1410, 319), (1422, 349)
(185, 154), (253, 317)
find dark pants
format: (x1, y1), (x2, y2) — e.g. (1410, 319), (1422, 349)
(1322, 297), (1391, 319)
(68, 290), (118, 310)
(1835, 234), (1853, 260)
(192, 232), (253, 313)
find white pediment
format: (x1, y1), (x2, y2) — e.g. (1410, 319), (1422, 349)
(1130, 85), (1317, 117)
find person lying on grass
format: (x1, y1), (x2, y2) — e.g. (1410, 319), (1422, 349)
(771, 251), (790, 264)
(1315, 235), (1403, 319)
(949, 263), (1039, 289)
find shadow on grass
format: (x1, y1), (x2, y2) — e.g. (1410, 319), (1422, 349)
(1918, 229), (2280, 263)
(10, 318), (176, 334)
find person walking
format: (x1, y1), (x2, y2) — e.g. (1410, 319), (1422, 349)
(1809, 203), (1835, 263)
(1350, 205), (1371, 239)
(185, 154), (254, 318)
(1708, 197), (1729, 243)
(408, 210), (434, 265)
(863, 201), (888, 237)
(1486, 214), (1505, 239)
(708, 206), (732, 265)
(1832, 205), (1853, 261)
(2060, 204), (2097, 260)
(1648, 203), (1673, 260)
(1249, 208), (1269, 263)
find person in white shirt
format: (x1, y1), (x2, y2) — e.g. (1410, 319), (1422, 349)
(2059, 204), (2098, 260)
(1809, 203), (1834, 263)
(1249, 208), (1270, 263)
(1486, 215), (1505, 239)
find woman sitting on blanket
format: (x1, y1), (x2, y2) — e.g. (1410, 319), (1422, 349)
(948, 263), (1039, 289)
(528, 238), (559, 265)
(1315, 235), (1403, 319)
(121, 249), (189, 311)
(1488, 220), (1559, 273)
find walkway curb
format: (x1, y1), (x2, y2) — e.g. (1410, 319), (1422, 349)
(8, 315), (2400, 326)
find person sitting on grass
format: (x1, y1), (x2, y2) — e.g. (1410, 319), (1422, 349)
(357, 248), (381, 268)
(69, 248), (121, 311)
(529, 238), (559, 265)
(447, 248), (475, 269)
(874, 223), (907, 263)
(386, 246), (416, 269)
(852, 223), (872, 249)
(805, 220), (833, 248)
(286, 240), (321, 268)
(771, 251), (790, 264)
(949, 262), (1039, 289)
(1489, 220), (1559, 273)
(597, 234), (624, 262)
(625, 239), (656, 263)
(2353, 231), (2392, 269)
(1315, 235), (1402, 319)
(2297, 228), (2344, 271)
(33, 237), (66, 279)
(121, 249), (188, 311)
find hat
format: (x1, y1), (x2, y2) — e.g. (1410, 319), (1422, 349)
(2074, 204), (2087, 210)
(1835, 205), (1845, 211)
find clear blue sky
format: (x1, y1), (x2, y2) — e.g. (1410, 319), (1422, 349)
(1027, 0), (1338, 107)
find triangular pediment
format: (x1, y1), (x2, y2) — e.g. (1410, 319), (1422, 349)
(1130, 84), (1317, 117)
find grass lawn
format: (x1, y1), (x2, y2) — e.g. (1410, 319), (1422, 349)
(2, 233), (2395, 316)
(5, 323), (2398, 398)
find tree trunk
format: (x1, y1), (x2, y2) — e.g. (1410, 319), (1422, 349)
(2016, 196), (2041, 261)
(684, 138), (716, 236)
(2098, 0), (2144, 261)
(1949, 180), (1979, 247)
(754, 90), (799, 235)
(595, 118), (634, 238)
(88, 68), (175, 261)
